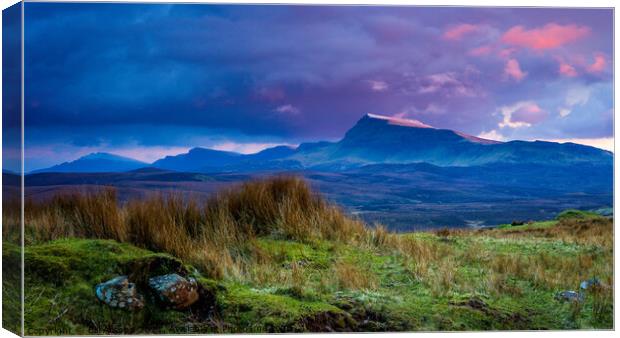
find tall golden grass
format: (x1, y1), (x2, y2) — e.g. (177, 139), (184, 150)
(364, 216), (613, 299)
(5, 175), (612, 311)
(334, 260), (378, 290)
(13, 176), (368, 278)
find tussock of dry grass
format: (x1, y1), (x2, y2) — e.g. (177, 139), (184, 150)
(16, 176), (368, 278)
(368, 215), (613, 300)
(334, 260), (378, 290)
(487, 216), (612, 246)
(480, 217), (612, 291)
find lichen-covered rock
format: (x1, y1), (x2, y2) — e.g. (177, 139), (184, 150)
(148, 273), (199, 309)
(95, 275), (144, 310)
(554, 290), (583, 303)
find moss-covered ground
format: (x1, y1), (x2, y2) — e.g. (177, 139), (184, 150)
(4, 209), (612, 334)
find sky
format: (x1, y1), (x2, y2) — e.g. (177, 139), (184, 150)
(14, 4), (615, 171)
(2, 2), (21, 172)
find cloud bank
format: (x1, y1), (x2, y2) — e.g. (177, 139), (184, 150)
(19, 4), (613, 170)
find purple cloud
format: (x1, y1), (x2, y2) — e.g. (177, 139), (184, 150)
(21, 4), (613, 170)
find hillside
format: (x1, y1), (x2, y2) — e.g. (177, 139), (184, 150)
(3, 177), (613, 334)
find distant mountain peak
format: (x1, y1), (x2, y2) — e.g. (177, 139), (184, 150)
(80, 152), (143, 162)
(365, 113), (434, 129)
(363, 113), (499, 145)
(188, 147), (241, 156)
(35, 113), (612, 174)
(32, 152), (147, 173)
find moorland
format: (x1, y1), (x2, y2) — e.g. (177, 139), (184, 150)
(2, 176), (613, 334)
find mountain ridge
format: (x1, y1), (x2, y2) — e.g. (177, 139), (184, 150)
(32, 152), (148, 173)
(33, 114), (612, 173)
(288, 113), (611, 168)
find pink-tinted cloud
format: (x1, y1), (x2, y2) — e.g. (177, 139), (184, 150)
(501, 23), (590, 50)
(497, 48), (517, 59)
(504, 59), (527, 81)
(443, 23), (480, 40)
(468, 45), (493, 57)
(499, 101), (547, 128)
(418, 72), (476, 97)
(559, 62), (578, 77)
(587, 53), (606, 73)
(477, 129), (506, 141)
(512, 103), (546, 124)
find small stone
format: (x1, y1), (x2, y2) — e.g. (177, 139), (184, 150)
(148, 273), (199, 309)
(95, 276), (144, 311)
(555, 290), (583, 303)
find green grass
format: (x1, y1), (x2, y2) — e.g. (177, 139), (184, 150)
(556, 209), (602, 220)
(2, 242), (22, 335)
(496, 220), (558, 230)
(496, 209), (603, 230)
(255, 238), (334, 269)
(218, 283), (353, 332)
(4, 239), (218, 335)
(11, 210), (613, 334)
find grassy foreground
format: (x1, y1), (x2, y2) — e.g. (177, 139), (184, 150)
(2, 177), (613, 334)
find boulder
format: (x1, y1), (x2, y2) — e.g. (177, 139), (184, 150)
(148, 273), (199, 309)
(95, 275), (144, 310)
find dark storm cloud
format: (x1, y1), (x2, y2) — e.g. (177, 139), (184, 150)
(20, 4), (613, 170)
(3, 3), (22, 172)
